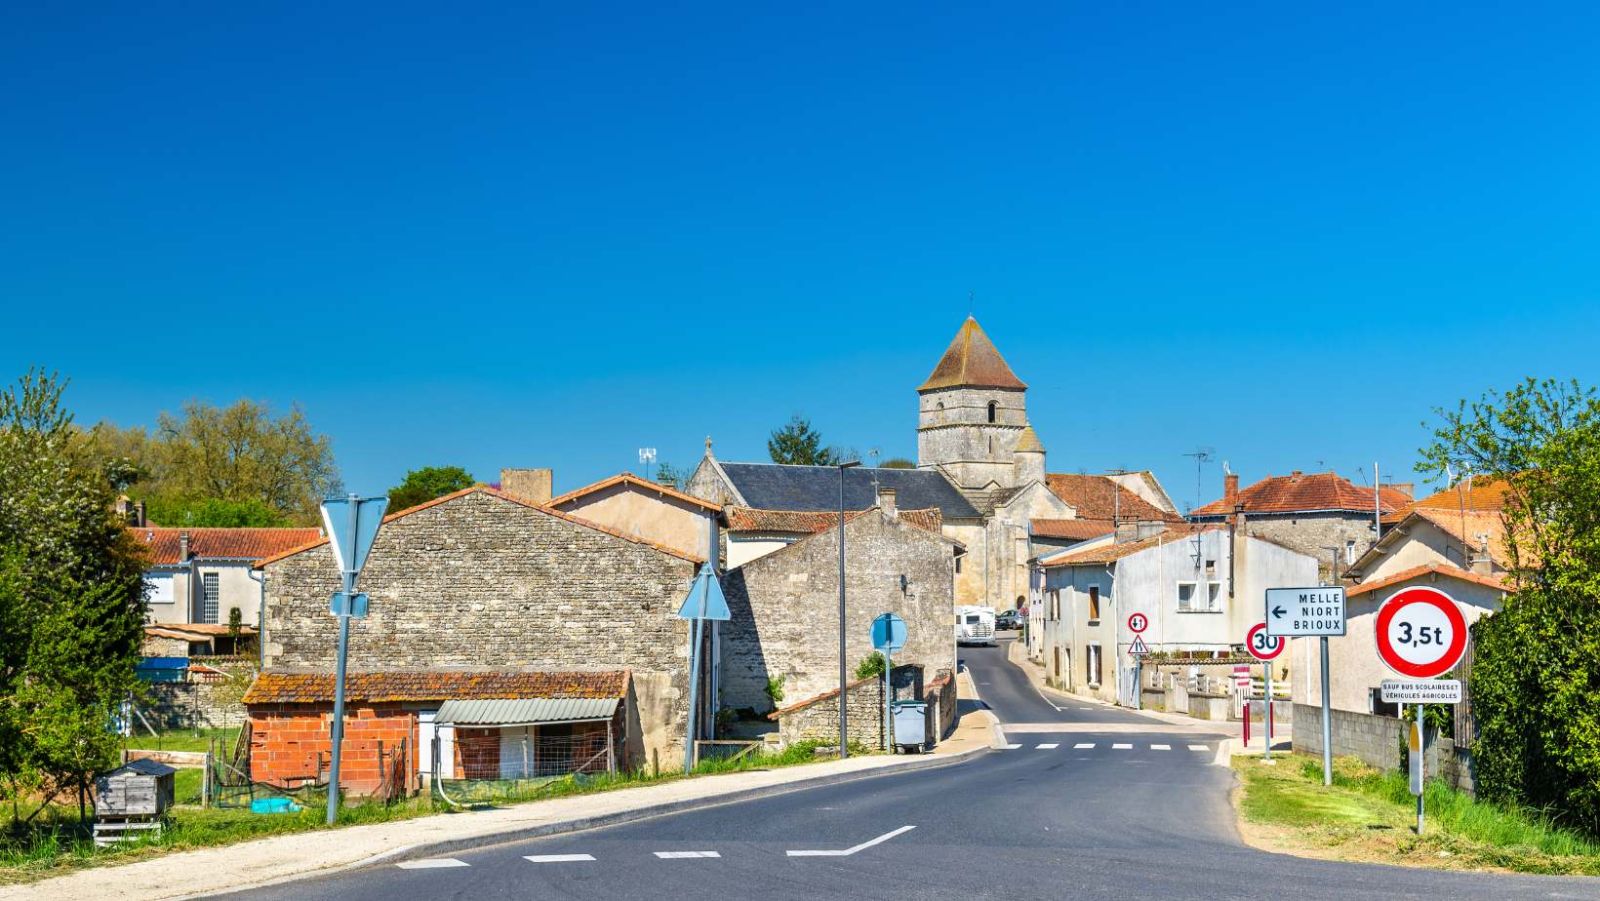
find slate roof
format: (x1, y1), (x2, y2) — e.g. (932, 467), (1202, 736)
(1190, 471), (1411, 517)
(715, 462), (981, 520)
(1044, 474), (1181, 523)
(725, 506), (943, 535)
(918, 317), (1027, 391)
(243, 669), (629, 705)
(133, 527), (324, 566)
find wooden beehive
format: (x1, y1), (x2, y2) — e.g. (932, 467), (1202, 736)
(95, 758), (176, 818)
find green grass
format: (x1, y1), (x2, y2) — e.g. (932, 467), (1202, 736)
(1234, 753), (1600, 875)
(123, 726), (242, 754)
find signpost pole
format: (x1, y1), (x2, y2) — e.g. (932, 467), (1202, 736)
(1134, 656), (1142, 711)
(1263, 662), (1274, 762)
(1415, 704), (1425, 835)
(1320, 635), (1332, 786)
(883, 647), (893, 752)
(326, 493), (358, 826)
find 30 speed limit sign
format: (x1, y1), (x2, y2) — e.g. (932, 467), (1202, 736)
(1375, 586), (1468, 679)
(1245, 621), (1284, 661)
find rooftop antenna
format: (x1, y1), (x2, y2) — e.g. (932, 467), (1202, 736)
(1222, 460), (1232, 477)
(1106, 467), (1130, 528)
(1181, 447), (1214, 514)
(869, 448), (882, 492)
(638, 447), (657, 482)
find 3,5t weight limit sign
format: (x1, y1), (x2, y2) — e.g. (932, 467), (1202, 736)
(1375, 586), (1468, 680)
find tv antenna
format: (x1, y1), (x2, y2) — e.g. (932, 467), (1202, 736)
(638, 447), (657, 481)
(869, 448), (882, 492)
(1182, 447), (1214, 513)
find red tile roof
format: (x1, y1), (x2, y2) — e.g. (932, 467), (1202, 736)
(918, 317), (1027, 391)
(1346, 564), (1509, 599)
(724, 506), (943, 535)
(1383, 479), (1512, 524)
(767, 676), (878, 719)
(1029, 518), (1116, 541)
(243, 669), (630, 705)
(1190, 471), (1411, 517)
(546, 472), (723, 513)
(132, 527), (324, 566)
(1041, 525), (1214, 567)
(1045, 473), (1181, 523)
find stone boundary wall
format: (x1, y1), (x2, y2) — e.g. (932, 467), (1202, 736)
(772, 678), (886, 750)
(142, 678), (251, 732)
(924, 669), (957, 747)
(1292, 703), (1475, 794)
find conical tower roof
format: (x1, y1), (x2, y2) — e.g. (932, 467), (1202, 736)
(919, 316), (1027, 391)
(1015, 424), (1045, 453)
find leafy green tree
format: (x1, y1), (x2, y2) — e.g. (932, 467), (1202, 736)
(855, 651), (887, 679)
(388, 465), (476, 511)
(143, 496), (289, 527)
(879, 457), (916, 469)
(1421, 377), (1600, 833)
(0, 371), (146, 824)
(654, 462), (687, 491)
(768, 415), (838, 466)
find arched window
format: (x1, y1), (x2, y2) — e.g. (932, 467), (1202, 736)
(987, 401), (998, 423)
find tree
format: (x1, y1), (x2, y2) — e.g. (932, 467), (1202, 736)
(655, 462), (687, 491)
(0, 371), (147, 825)
(768, 415), (838, 466)
(1421, 377), (1600, 834)
(143, 496), (288, 527)
(880, 457), (916, 469)
(388, 465), (476, 511)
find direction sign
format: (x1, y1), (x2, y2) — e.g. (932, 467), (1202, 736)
(1381, 679), (1463, 704)
(1265, 586), (1347, 637)
(1374, 586), (1468, 679)
(1126, 612), (1149, 634)
(872, 613), (908, 653)
(1127, 635), (1150, 657)
(1245, 622), (1284, 661)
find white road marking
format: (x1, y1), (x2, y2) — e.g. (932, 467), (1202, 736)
(788, 824), (916, 857)
(1035, 743), (1060, 749)
(396, 858), (469, 869)
(525, 854), (596, 863)
(654, 851), (721, 859)
(1189, 744), (1210, 752)
(1151, 744), (1171, 750)
(1073, 742), (1095, 749)
(1113, 743), (1133, 750)
(1002, 743), (1022, 750)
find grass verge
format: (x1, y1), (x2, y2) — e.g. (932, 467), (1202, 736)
(1232, 753), (1600, 876)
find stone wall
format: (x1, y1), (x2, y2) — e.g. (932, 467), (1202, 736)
(143, 675), (252, 731)
(720, 508), (956, 714)
(924, 668), (957, 746)
(262, 490), (699, 768)
(1238, 512), (1376, 578)
(772, 677), (886, 750)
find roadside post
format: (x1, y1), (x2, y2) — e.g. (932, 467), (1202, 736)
(319, 494), (389, 825)
(1265, 586), (1347, 786)
(871, 613), (907, 751)
(1374, 585), (1468, 835)
(1127, 613), (1149, 710)
(676, 516), (730, 772)
(1245, 621), (1284, 762)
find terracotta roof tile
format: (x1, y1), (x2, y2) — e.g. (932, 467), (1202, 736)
(132, 527), (324, 566)
(1384, 479), (1513, 523)
(546, 472), (723, 513)
(1346, 564), (1509, 599)
(243, 669), (630, 705)
(767, 676), (877, 719)
(1029, 518), (1116, 541)
(1045, 474), (1181, 523)
(918, 317), (1027, 391)
(1191, 471), (1410, 517)
(1041, 525), (1214, 567)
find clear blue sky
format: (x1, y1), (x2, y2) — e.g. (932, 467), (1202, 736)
(4, 3), (1598, 511)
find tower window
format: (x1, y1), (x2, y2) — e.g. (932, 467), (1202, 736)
(987, 401), (997, 423)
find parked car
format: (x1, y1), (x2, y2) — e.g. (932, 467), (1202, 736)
(996, 610), (1022, 630)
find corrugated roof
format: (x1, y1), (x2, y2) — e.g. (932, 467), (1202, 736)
(434, 697), (619, 725)
(918, 317), (1027, 391)
(715, 463), (980, 520)
(1346, 564), (1509, 598)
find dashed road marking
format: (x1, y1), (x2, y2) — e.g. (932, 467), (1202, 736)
(1035, 743), (1060, 749)
(396, 858), (469, 869)
(788, 825), (916, 858)
(1189, 744), (1210, 752)
(1151, 744), (1171, 750)
(1073, 742), (1095, 749)
(525, 854), (596, 863)
(1112, 743), (1133, 750)
(654, 851), (721, 859)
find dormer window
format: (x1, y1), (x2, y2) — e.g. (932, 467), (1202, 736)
(987, 401), (997, 423)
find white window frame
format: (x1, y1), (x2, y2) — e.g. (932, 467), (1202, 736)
(1177, 581), (1222, 613)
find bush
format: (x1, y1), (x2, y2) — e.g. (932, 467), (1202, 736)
(855, 652), (886, 680)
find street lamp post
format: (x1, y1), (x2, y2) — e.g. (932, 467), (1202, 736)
(837, 459), (860, 758)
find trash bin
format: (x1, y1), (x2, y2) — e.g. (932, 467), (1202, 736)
(890, 700), (929, 754)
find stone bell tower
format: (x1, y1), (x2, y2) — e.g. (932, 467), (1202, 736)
(916, 317), (1035, 491)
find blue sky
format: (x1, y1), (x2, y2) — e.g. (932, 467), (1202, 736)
(4, 2), (1598, 511)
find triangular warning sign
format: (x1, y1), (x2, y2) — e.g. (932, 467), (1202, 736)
(1128, 635), (1150, 656)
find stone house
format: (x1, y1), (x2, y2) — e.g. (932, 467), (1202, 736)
(1189, 471), (1412, 577)
(247, 486), (706, 791)
(1037, 525), (1316, 706)
(719, 496), (959, 715)
(133, 526), (321, 647)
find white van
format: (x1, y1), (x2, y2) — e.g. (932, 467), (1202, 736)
(956, 605), (997, 646)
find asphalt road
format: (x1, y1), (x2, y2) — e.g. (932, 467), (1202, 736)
(224, 636), (1600, 900)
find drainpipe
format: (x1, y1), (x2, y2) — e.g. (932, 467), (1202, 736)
(247, 568), (267, 668)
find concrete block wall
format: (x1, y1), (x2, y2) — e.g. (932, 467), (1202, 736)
(1292, 703), (1401, 771)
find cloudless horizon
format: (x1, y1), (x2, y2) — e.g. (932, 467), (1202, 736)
(4, 3), (1598, 510)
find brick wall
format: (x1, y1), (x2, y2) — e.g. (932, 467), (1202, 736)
(720, 509), (956, 714)
(774, 678), (886, 750)
(248, 703), (418, 796)
(262, 490), (698, 767)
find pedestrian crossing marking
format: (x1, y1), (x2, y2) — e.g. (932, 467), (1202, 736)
(396, 858), (469, 869)
(654, 851), (721, 859)
(1035, 743), (1059, 749)
(1188, 744), (1209, 751)
(1151, 744), (1170, 750)
(525, 854), (596, 863)
(1073, 743), (1094, 749)
(1112, 743), (1133, 750)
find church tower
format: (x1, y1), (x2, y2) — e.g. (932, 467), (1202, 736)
(916, 317), (1037, 490)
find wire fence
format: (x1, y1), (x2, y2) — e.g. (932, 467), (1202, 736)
(433, 728), (614, 808)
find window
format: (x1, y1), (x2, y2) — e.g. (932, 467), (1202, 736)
(145, 573), (175, 605)
(1087, 585), (1101, 621)
(987, 401), (997, 423)
(954, 555), (962, 574)
(1177, 581), (1222, 613)
(1088, 644), (1102, 685)
(201, 572), (221, 624)
(1345, 539), (1357, 564)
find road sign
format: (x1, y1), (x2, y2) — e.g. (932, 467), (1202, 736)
(329, 591), (369, 618)
(1265, 586), (1347, 637)
(872, 613), (908, 652)
(1128, 635), (1150, 657)
(1382, 679), (1462, 704)
(1245, 622), (1284, 661)
(1374, 586), (1468, 679)
(320, 496), (389, 581)
(676, 566), (731, 620)
(1126, 612), (1149, 634)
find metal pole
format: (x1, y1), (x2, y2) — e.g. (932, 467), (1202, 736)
(883, 649), (892, 752)
(1416, 704), (1425, 834)
(326, 494), (357, 825)
(837, 464), (848, 759)
(683, 596), (705, 773)
(1320, 636), (1333, 785)
(1264, 661), (1274, 762)
(1134, 657), (1142, 710)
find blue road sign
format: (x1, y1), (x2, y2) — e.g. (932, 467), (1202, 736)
(320, 496), (389, 580)
(675, 567), (730, 621)
(329, 591), (370, 618)
(872, 613), (908, 652)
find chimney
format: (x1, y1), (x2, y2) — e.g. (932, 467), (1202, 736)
(133, 500), (147, 528)
(1385, 482), (1415, 501)
(1290, 470), (1303, 480)
(500, 468), (554, 505)
(179, 531), (191, 562)
(1234, 502), (1247, 530)
(1470, 535), (1494, 575)
(877, 486), (897, 518)
(1224, 473), (1239, 506)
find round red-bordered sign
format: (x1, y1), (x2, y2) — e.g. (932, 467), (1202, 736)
(1374, 585), (1468, 679)
(1245, 622), (1284, 661)
(1127, 612), (1149, 634)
